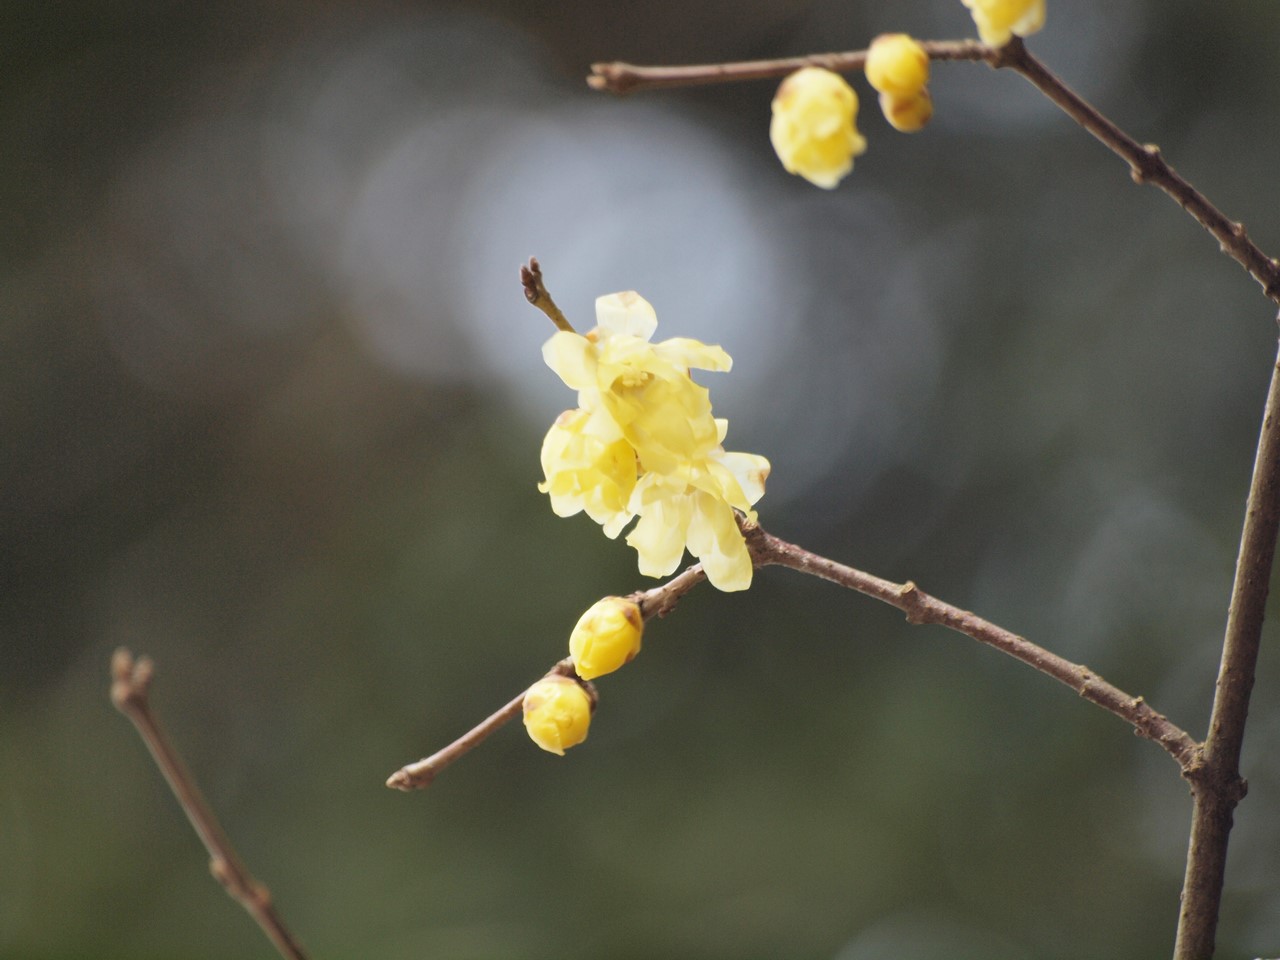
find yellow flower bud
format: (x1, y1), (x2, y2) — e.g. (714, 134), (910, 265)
(569, 596), (644, 680)
(865, 34), (930, 99)
(523, 675), (592, 755)
(961, 0), (1045, 48)
(879, 89), (934, 133)
(769, 67), (867, 190)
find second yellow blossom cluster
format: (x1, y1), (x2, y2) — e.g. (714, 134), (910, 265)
(770, 34), (933, 190)
(771, 0), (1046, 189)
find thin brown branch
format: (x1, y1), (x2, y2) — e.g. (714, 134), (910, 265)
(741, 523), (1201, 770)
(109, 649), (310, 960)
(1173, 338), (1280, 960)
(993, 39), (1280, 306)
(387, 658), (577, 791)
(588, 40), (991, 94)
(520, 257), (574, 333)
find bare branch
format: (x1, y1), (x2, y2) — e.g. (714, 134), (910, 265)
(587, 40), (992, 94)
(741, 523), (1201, 771)
(1173, 338), (1280, 959)
(993, 39), (1280, 306)
(110, 649), (310, 960)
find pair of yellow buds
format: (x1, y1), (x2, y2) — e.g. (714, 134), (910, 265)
(769, 34), (932, 190)
(522, 596), (644, 755)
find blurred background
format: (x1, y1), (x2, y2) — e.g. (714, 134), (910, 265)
(5, 0), (1280, 957)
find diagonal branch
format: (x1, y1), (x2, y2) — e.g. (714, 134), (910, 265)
(992, 40), (1280, 306)
(110, 649), (310, 960)
(1173, 337), (1280, 960)
(742, 522), (1200, 770)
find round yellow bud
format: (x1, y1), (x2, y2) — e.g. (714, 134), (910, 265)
(523, 675), (592, 755)
(879, 89), (934, 133)
(865, 34), (930, 99)
(569, 596), (644, 681)
(769, 67), (867, 190)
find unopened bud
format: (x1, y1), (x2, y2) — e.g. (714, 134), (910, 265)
(879, 89), (934, 133)
(865, 34), (930, 99)
(523, 675), (593, 756)
(570, 596), (644, 681)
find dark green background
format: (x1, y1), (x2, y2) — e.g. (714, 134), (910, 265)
(5, 1), (1280, 957)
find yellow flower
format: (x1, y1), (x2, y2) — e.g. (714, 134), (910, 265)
(625, 448), (770, 592)
(569, 596), (644, 680)
(865, 34), (930, 99)
(769, 67), (867, 189)
(961, 0), (1045, 47)
(538, 408), (638, 538)
(542, 292), (730, 474)
(523, 675), (592, 755)
(878, 89), (934, 133)
(539, 291), (770, 591)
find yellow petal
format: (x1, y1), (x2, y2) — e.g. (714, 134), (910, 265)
(542, 331), (597, 391)
(595, 291), (658, 341)
(686, 493), (753, 592)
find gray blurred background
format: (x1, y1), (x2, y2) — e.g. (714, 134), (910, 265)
(5, 1), (1280, 957)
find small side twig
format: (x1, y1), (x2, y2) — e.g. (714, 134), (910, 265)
(1173, 338), (1280, 960)
(587, 40), (991, 94)
(520, 257), (575, 333)
(387, 658), (577, 791)
(110, 649), (309, 960)
(387, 566), (709, 792)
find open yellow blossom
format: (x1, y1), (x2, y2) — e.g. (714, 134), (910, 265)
(625, 448), (770, 592)
(769, 67), (867, 189)
(569, 596), (644, 680)
(539, 408), (637, 538)
(539, 291), (770, 592)
(543, 292), (730, 474)
(865, 34), (930, 99)
(961, 0), (1045, 47)
(523, 675), (592, 755)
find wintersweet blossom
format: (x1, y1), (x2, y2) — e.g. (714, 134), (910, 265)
(523, 675), (592, 755)
(538, 292), (770, 591)
(538, 408), (637, 538)
(626, 448), (769, 591)
(769, 67), (867, 189)
(569, 596), (644, 680)
(961, 0), (1045, 48)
